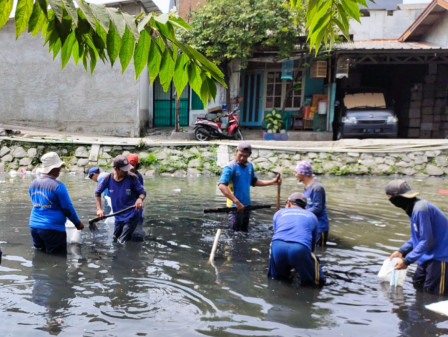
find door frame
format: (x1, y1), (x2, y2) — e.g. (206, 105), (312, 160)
(240, 70), (264, 127)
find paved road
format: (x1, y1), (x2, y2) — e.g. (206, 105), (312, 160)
(2, 124), (448, 153)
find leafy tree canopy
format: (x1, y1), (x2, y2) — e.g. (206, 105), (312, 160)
(0, 0), (225, 106)
(182, 0), (305, 70)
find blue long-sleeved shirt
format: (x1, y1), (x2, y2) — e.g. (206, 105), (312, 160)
(303, 180), (329, 234)
(29, 175), (81, 231)
(400, 199), (448, 265)
(272, 207), (318, 251)
(95, 173), (146, 222)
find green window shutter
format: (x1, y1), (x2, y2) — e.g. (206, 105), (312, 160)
(191, 90), (204, 110)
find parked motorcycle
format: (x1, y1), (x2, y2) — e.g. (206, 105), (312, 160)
(194, 100), (243, 141)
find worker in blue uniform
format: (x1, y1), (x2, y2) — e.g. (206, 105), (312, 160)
(386, 179), (448, 296)
(218, 141), (281, 232)
(29, 152), (84, 255)
(295, 160), (330, 246)
(268, 192), (326, 287)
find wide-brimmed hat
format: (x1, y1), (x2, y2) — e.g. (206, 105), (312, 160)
(385, 179), (419, 198)
(39, 152), (65, 174)
(113, 155), (133, 171)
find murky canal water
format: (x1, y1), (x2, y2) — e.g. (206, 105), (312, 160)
(1, 173), (448, 336)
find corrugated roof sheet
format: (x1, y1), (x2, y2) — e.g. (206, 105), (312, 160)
(334, 40), (443, 50)
(91, 0), (161, 13)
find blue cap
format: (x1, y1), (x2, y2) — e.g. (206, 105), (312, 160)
(88, 167), (100, 178)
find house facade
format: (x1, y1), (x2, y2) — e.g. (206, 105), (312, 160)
(0, 1), (158, 137)
(332, 0), (448, 139)
(2, 0), (447, 138)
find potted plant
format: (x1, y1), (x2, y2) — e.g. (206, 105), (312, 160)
(263, 109), (288, 140)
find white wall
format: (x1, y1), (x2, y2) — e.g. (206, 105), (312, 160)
(350, 7), (426, 40)
(424, 14), (448, 47)
(0, 21), (142, 136)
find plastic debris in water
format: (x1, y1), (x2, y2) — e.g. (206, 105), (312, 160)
(251, 248), (262, 254)
(172, 188), (181, 192)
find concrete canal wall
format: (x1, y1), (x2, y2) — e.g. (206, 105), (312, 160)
(1, 138), (448, 178)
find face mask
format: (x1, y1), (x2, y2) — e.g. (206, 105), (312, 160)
(389, 196), (416, 216)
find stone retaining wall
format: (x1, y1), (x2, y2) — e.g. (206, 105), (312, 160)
(1, 139), (447, 178)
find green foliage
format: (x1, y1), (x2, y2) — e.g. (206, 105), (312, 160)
(292, 0), (373, 53)
(0, 0), (226, 106)
(140, 153), (158, 166)
(264, 109), (284, 133)
(182, 0), (305, 90)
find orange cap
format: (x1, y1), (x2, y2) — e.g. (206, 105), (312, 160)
(127, 154), (139, 166)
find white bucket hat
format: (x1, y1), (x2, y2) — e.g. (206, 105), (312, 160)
(39, 152), (65, 174)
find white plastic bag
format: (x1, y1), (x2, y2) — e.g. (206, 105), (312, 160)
(378, 258), (407, 287)
(65, 220), (82, 244)
(426, 300), (448, 316)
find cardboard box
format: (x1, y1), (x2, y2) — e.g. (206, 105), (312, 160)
(420, 130), (431, 138)
(422, 98), (434, 107)
(422, 115), (433, 123)
(408, 108), (421, 118)
(343, 93), (386, 109)
(410, 101), (421, 109)
(421, 122), (433, 131)
(407, 128), (420, 138)
(408, 119), (421, 127)
(422, 107), (433, 115)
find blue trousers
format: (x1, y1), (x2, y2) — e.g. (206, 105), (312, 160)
(30, 227), (67, 255)
(413, 260), (448, 296)
(114, 215), (139, 244)
(268, 240), (325, 287)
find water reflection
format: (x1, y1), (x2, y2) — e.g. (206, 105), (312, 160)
(30, 252), (75, 334)
(0, 174), (448, 336)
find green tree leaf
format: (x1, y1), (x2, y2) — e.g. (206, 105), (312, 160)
(173, 53), (189, 98)
(134, 29), (151, 79)
(122, 12), (139, 40)
(72, 37), (80, 65)
(47, 0), (63, 23)
(61, 29), (76, 68)
(159, 48), (175, 92)
(28, 1), (46, 35)
(15, 0), (33, 38)
(61, 0), (77, 26)
(107, 7), (125, 36)
(188, 62), (202, 100)
(106, 21), (122, 66)
(52, 37), (61, 59)
(75, 0), (96, 29)
(90, 3), (110, 31)
(119, 25), (134, 73)
(147, 37), (162, 84)
(0, 0), (13, 29)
